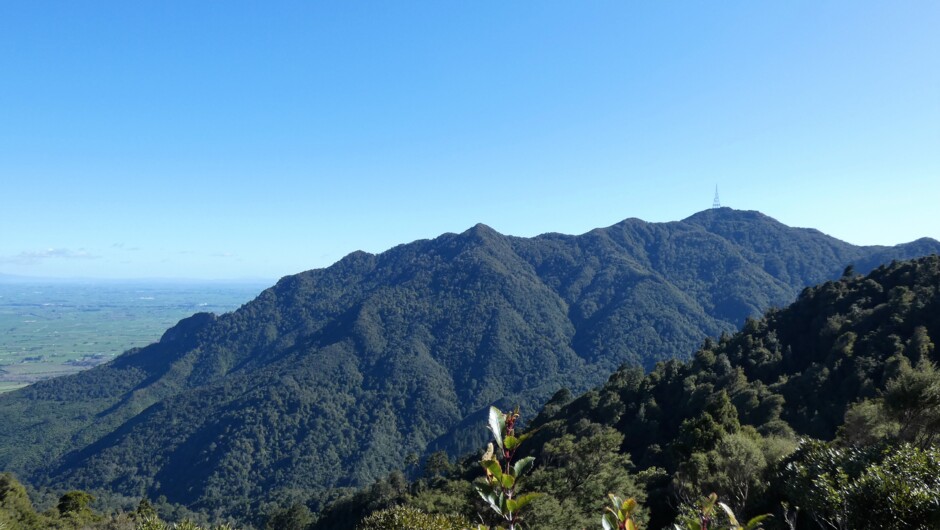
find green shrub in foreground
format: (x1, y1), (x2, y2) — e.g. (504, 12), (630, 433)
(356, 505), (469, 530)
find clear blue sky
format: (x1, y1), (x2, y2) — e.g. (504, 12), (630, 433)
(2, 2), (938, 281)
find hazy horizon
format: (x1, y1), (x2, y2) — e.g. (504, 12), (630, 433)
(4, 207), (939, 283)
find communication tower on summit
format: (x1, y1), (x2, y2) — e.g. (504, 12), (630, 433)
(712, 186), (721, 209)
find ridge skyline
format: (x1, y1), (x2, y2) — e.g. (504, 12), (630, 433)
(5, 2), (938, 281)
(5, 207), (938, 283)
(2, 205), (939, 518)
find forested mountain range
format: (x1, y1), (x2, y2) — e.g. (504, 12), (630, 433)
(310, 255), (940, 530)
(0, 208), (938, 519)
(519, 254), (940, 528)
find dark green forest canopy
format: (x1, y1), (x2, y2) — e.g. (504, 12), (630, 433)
(314, 256), (940, 530)
(520, 255), (940, 528)
(0, 209), (937, 520)
(532, 254), (940, 455)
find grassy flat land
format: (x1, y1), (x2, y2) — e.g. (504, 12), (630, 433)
(0, 281), (267, 392)
(0, 381), (28, 392)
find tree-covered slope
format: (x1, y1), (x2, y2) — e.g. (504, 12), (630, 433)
(0, 208), (937, 516)
(337, 256), (940, 530)
(520, 255), (940, 528)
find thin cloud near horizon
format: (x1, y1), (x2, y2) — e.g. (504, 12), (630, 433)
(0, 248), (100, 264)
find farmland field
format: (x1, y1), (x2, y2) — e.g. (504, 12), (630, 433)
(0, 280), (268, 392)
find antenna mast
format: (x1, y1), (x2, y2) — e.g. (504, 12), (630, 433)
(712, 185), (721, 208)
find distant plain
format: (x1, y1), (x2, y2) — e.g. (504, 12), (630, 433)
(0, 281), (267, 392)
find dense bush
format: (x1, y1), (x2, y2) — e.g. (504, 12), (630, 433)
(355, 505), (468, 530)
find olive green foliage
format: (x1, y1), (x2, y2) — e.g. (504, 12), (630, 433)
(1, 210), (935, 521)
(473, 407), (540, 530)
(0, 473), (42, 530)
(602, 495), (641, 530)
(0, 473), (236, 530)
(278, 256), (940, 528)
(777, 441), (940, 530)
(308, 472), (409, 530)
(519, 256), (940, 528)
(672, 493), (770, 530)
(880, 358), (940, 447)
(135, 517), (237, 530)
(674, 431), (771, 516)
(262, 257), (940, 528)
(839, 356), (940, 449)
(318, 408), (650, 530)
(847, 444), (940, 529)
(0, 478), (115, 530)
(355, 505), (468, 530)
(263, 503), (312, 530)
(58, 490), (95, 516)
(526, 425), (647, 529)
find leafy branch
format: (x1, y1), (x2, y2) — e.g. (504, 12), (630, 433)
(473, 406), (540, 530)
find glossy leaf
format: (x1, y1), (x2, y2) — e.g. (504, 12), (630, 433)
(511, 492), (541, 511)
(719, 501), (740, 527)
(512, 456), (535, 478)
(488, 407), (505, 450)
(500, 473), (515, 490)
(482, 458), (503, 481)
(744, 514), (772, 530)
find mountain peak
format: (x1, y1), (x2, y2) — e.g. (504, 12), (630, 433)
(682, 207), (776, 224)
(337, 249), (376, 266)
(3, 211), (940, 518)
(457, 222), (502, 244)
(464, 222), (497, 236)
(159, 312), (216, 344)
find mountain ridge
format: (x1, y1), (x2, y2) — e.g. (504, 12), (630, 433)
(0, 208), (937, 516)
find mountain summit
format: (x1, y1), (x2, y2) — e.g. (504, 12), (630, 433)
(0, 209), (937, 515)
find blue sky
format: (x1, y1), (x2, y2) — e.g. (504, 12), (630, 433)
(1, 2), (938, 281)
